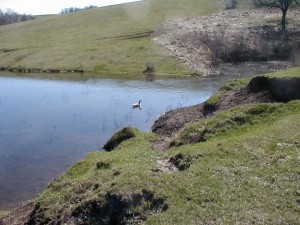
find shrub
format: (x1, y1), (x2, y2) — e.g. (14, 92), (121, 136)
(225, 0), (239, 9)
(143, 62), (155, 74)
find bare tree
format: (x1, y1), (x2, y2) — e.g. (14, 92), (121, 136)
(255, 0), (300, 35)
(0, 8), (34, 26)
(60, 5), (97, 14)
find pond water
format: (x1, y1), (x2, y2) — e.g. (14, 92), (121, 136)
(0, 66), (282, 209)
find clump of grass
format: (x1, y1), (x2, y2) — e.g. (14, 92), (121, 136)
(0, 211), (10, 219)
(103, 127), (137, 151)
(26, 131), (164, 224)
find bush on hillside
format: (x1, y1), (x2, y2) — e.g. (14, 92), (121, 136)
(143, 62), (155, 74)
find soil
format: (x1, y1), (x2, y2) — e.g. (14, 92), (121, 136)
(152, 104), (205, 137)
(103, 127), (136, 151)
(153, 8), (300, 75)
(151, 76), (300, 150)
(1, 191), (168, 225)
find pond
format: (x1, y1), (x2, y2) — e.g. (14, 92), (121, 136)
(0, 66), (282, 210)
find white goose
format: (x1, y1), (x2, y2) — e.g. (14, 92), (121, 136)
(132, 100), (142, 109)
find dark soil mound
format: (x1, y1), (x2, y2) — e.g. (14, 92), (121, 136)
(0, 203), (35, 225)
(203, 76), (300, 115)
(70, 190), (167, 225)
(1, 190), (167, 225)
(249, 76), (300, 102)
(103, 127), (135, 151)
(151, 104), (205, 137)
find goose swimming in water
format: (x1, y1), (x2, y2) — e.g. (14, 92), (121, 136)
(132, 100), (142, 109)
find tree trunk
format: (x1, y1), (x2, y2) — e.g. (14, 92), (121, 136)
(281, 9), (287, 36)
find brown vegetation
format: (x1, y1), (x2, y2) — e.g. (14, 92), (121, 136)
(153, 9), (300, 75)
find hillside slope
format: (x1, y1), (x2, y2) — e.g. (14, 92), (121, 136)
(154, 8), (300, 75)
(0, 0), (253, 75)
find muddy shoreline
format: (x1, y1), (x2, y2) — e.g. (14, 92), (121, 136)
(0, 66), (85, 74)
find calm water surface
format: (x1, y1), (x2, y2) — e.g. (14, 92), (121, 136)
(0, 71), (260, 209)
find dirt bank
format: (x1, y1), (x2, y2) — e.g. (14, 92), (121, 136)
(151, 76), (300, 150)
(153, 8), (300, 75)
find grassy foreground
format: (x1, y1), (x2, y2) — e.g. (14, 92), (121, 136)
(0, 0), (253, 76)
(1, 67), (299, 224)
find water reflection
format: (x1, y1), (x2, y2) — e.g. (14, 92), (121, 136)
(0, 72), (250, 209)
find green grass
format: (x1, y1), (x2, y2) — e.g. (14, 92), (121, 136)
(2, 68), (299, 224)
(0, 0), (217, 76)
(204, 66), (300, 111)
(160, 112), (300, 224)
(0, 211), (10, 219)
(172, 101), (300, 146)
(0, 0), (254, 76)
(264, 66), (300, 78)
(17, 100), (299, 224)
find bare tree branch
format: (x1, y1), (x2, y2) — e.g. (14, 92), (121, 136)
(254, 0), (300, 35)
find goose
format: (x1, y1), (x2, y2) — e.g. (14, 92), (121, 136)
(132, 100), (142, 109)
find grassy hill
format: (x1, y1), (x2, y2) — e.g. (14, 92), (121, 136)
(1, 67), (299, 224)
(0, 0), (254, 76)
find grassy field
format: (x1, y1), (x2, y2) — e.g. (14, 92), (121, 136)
(2, 67), (298, 224)
(0, 0), (254, 76)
